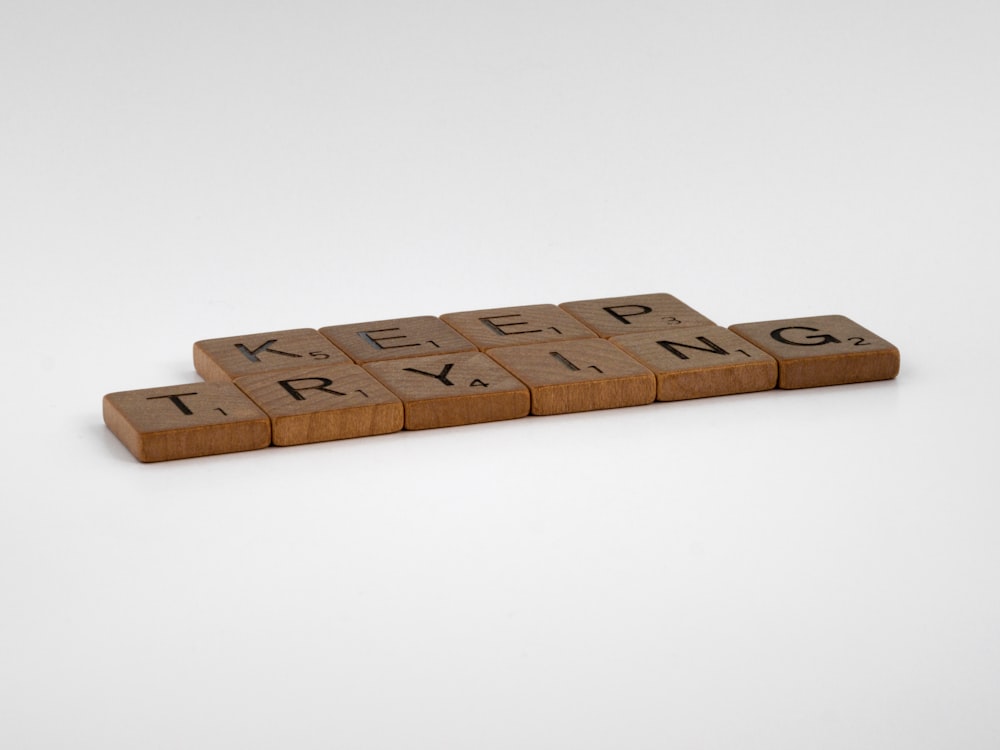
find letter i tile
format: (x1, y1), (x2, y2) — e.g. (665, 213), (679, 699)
(234, 364), (403, 445)
(610, 325), (777, 401)
(364, 351), (530, 429)
(103, 383), (271, 462)
(729, 315), (900, 389)
(486, 338), (656, 415)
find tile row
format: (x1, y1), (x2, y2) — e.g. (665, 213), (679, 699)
(103, 294), (900, 462)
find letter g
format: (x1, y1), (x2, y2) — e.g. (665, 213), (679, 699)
(770, 326), (841, 346)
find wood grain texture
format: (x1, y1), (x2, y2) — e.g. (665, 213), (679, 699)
(234, 364), (403, 446)
(319, 316), (477, 363)
(560, 293), (714, 337)
(194, 328), (351, 381)
(729, 315), (900, 389)
(610, 325), (777, 401)
(364, 351), (530, 430)
(103, 383), (271, 462)
(440, 304), (597, 350)
(486, 338), (656, 416)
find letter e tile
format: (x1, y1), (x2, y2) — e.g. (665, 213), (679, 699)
(234, 364), (403, 445)
(364, 351), (530, 429)
(486, 339), (655, 415)
(319, 316), (477, 363)
(440, 304), (597, 350)
(194, 329), (351, 381)
(729, 315), (900, 389)
(610, 325), (777, 401)
(103, 383), (271, 462)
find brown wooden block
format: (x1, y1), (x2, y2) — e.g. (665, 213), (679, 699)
(610, 325), (777, 401)
(440, 304), (598, 350)
(319, 316), (478, 363)
(364, 351), (530, 430)
(234, 364), (403, 445)
(559, 293), (714, 337)
(103, 383), (271, 462)
(486, 338), (655, 416)
(194, 328), (351, 382)
(728, 315), (900, 389)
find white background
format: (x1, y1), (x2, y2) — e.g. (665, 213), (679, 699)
(2, 1), (999, 748)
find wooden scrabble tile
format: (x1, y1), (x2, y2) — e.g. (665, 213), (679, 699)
(319, 316), (478, 363)
(235, 364), (403, 446)
(364, 351), (530, 430)
(440, 304), (598, 350)
(194, 328), (351, 382)
(560, 293), (714, 337)
(610, 325), (777, 401)
(103, 383), (271, 462)
(729, 315), (900, 389)
(486, 338), (656, 416)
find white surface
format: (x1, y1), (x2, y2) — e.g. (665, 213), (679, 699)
(2, 1), (999, 748)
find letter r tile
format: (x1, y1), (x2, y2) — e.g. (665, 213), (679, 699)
(194, 329), (351, 381)
(364, 351), (530, 430)
(559, 293), (714, 337)
(486, 338), (655, 415)
(440, 304), (597, 349)
(729, 315), (900, 389)
(319, 316), (478, 363)
(610, 325), (777, 401)
(235, 364), (403, 445)
(103, 383), (271, 462)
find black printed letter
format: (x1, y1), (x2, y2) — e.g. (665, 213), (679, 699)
(234, 340), (302, 363)
(603, 304), (652, 325)
(655, 336), (729, 360)
(359, 328), (420, 350)
(402, 363), (455, 386)
(479, 315), (543, 336)
(147, 392), (199, 415)
(278, 378), (346, 401)
(770, 326), (841, 347)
